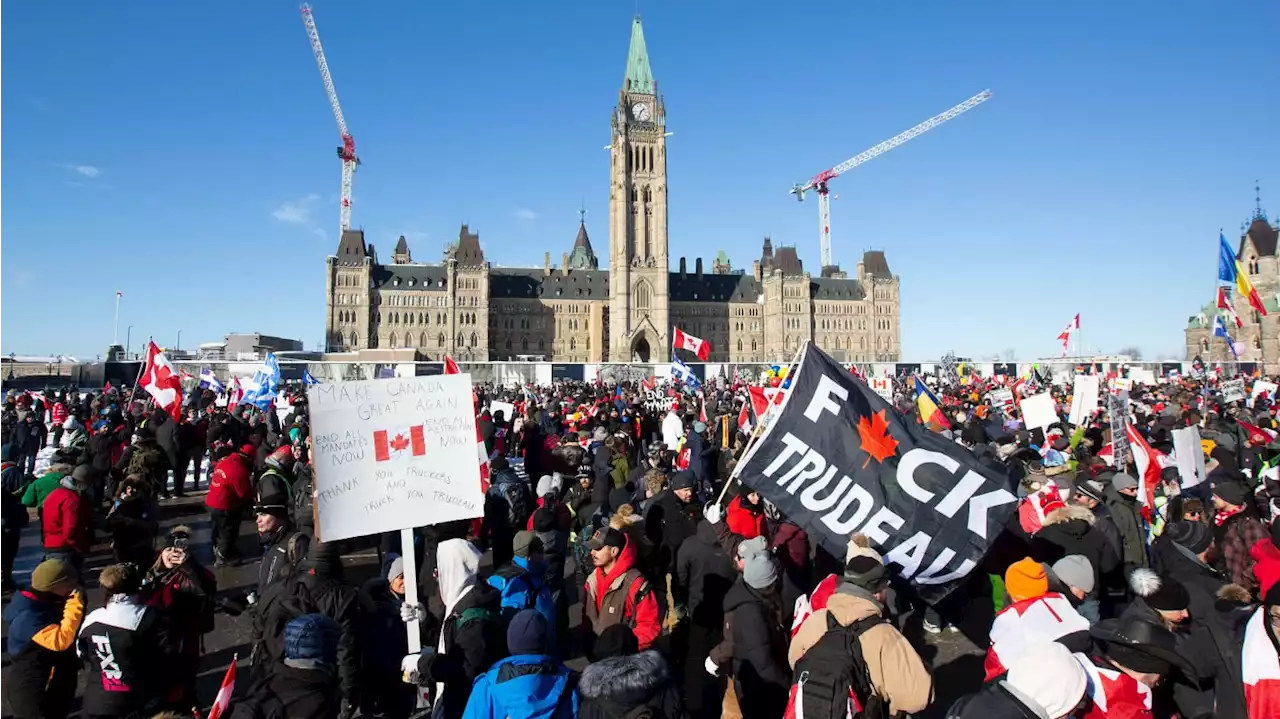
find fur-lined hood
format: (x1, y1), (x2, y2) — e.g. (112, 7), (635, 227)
(579, 650), (670, 699)
(1043, 505), (1095, 527)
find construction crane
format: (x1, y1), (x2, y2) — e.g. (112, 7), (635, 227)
(791, 89), (992, 269)
(300, 4), (359, 237)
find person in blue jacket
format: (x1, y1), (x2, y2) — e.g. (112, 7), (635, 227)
(488, 530), (558, 655)
(462, 609), (578, 719)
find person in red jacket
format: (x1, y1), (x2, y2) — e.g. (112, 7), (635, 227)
(205, 444), (254, 566)
(42, 465), (93, 576)
(583, 527), (661, 656)
(1251, 521), (1280, 599)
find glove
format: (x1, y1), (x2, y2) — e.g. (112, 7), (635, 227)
(401, 653), (421, 684)
(704, 656), (719, 676)
(399, 602), (426, 624)
(703, 503), (722, 525)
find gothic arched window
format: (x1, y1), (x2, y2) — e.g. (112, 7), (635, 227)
(389, 333), (398, 349)
(634, 280), (652, 310)
(350, 332), (358, 347)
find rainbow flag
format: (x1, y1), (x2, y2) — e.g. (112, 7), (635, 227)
(914, 376), (951, 431)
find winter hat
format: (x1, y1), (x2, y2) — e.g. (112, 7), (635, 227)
(1164, 519), (1212, 554)
(506, 609), (549, 655)
(284, 613), (342, 663)
(693, 421), (707, 434)
(669, 470), (696, 491)
(1052, 555), (1095, 594)
(1111, 473), (1138, 492)
(513, 531), (543, 559)
(592, 427), (608, 443)
(1129, 568), (1189, 612)
(535, 474), (560, 498)
(593, 623), (639, 659)
(1005, 557), (1049, 602)
(843, 555), (889, 593)
(736, 535), (769, 561)
(1212, 480), (1253, 508)
(743, 552), (779, 589)
(532, 507), (557, 532)
(1005, 643), (1088, 719)
(30, 559), (76, 594)
(387, 557), (405, 584)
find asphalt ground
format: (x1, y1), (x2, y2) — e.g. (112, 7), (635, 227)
(1, 461), (986, 718)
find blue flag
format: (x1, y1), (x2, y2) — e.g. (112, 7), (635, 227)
(238, 353), (280, 409)
(1219, 233), (1238, 285)
(670, 357), (701, 390)
(1212, 316), (1240, 359)
(303, 370), (320, 386)
(198, 368), (225, 394)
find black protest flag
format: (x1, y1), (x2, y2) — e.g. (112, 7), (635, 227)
(733, 343), (1019, 601)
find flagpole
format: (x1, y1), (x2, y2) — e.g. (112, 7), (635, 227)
(113, 292), (121, 346)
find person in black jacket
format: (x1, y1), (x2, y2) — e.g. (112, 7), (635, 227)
(946, 641), (1088, 719)
(675, 520), (735, 717)
(708, 552), (790, 719)
(647, 471), (702, 573)
(483, 457), (532, 569)
(1, 444), (29, 591)
(579, 624), (687, 719)
(231, 613), (341, 719)
(1030, 503), (1119, 606)
(149, 408), (181, 496)
(357, 556), (433, 719)
(77, 563), (169, 719)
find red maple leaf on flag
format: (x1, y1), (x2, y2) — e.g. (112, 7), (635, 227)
(390, 434), (411, 452)
(856, 410), (899, 468)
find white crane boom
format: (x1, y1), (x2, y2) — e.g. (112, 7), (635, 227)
(300, 4), (358, 236)
(791, 89), (992, 268)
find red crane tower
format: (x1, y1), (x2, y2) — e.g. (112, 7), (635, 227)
(300, 4), (360, 237)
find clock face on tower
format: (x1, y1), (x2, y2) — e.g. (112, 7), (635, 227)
(630, 102), (651, 121)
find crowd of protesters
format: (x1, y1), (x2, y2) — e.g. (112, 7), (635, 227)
(1, 362), (1279, 719)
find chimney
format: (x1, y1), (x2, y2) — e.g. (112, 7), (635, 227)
(562, 253), (570, 276)
(752, 261), (761, 281)
(679, 257), (686, 279)
(544, 252), (551, 277)
(695, 258), (703, 278)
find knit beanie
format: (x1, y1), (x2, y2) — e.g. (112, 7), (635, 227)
(1052, 555), (1095, 594)
(743, 552), (779, 589)
(1111, 473), (1138, 492)
(1006, 643), (1088, 719)
(1005, 557), (1049, 602)
(30, 559), (76, 594)
(736, 536), (768, 561)
(844, 555), (889, 593)
(1212, 480), (1253, 508)
(387, 556), (405, 584)
(284, 613), (342, 663)
(1128, 568), (1189, 612)
(506, 609), (548, 656)
(1164, 520), (1212, 554)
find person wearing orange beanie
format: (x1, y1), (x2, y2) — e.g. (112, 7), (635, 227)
(1005, 557), (1049, 602)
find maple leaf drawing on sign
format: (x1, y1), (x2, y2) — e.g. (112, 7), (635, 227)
(856, 410), (899, 468)
(390, 434), (411, 452)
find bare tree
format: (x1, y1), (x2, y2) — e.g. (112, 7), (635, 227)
(1002, 348), (1016, 362)
(1117, 346), (1143, 360)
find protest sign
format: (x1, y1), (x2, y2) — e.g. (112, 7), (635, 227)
(1019, 392), (1058, 431)
(1068, 375), (1099, 427)
(733, 343), (1018, 601)
(868, 377), (894, 401)
(1221, 378), (1246, 403)
(307, 374), (484, 542)
(1108, 391), (1130, 468)
(1249, 380), (1277, 407)
(488, 400), (516, 421)
(1172, 426), (1207, 488)
(1129, 368), (1156, 386)
(989, 388), (1015, 412)
(643, 388), (670, 414)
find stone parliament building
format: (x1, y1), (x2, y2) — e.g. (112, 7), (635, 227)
(324, 18), (901, 365)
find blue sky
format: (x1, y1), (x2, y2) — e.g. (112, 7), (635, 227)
(4, 1), (1277, 362)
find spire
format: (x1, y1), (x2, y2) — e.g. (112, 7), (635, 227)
(1256, 180), (1266, 220)
(624, 16), (654, 94)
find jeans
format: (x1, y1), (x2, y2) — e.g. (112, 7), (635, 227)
(209, 507), (242, 560)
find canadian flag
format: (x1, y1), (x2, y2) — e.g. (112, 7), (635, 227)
(139, 341), (184, 420)
(673, 328), (710, 361)
(373, 426), (427, 462)
(1244, 606), (1280, 719)
(1217, 287), (1244, 328)
(444, 355), (460, 375)
(984, 594), (1090, 680)
(1126, 423), (1171, 522)
(1057, 313), (1080, 356)
(206, 660), (236, 719)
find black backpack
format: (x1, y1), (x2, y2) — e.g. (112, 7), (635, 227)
(788, 612), (888, 719)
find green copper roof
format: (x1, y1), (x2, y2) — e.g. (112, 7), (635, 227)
(624, 17), (654, 94)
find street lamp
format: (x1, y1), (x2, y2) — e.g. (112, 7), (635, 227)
(126, 326), (134, 359)
(177, 331), (182, 351)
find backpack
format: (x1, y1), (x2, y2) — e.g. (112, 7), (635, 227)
(488, 564), (537, 615)
(488, 474), (533, 530)
(785, 612), (888, 719)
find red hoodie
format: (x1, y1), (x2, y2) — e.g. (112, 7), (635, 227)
(204, 446), (254, 512)
(726, 495), (765, 540)
(42, 484), (91, 553)
(1250, 536), (1280, 598)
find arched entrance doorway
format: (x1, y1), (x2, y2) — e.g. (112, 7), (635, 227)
(632, 337), (651, 362)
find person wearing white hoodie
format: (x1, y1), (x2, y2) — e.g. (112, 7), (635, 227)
(401, 538), (508, 719)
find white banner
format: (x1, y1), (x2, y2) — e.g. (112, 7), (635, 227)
(307, 375), (484, 542)
(1068, 375), (1100, 427)
(1222, 378), (1246, 403)
(1020, 392), (1058, 431)
(989, 388), (1015, 411)
(868, 377), (894, 400)
(1250, 380), (1277, 407)
(1172, 426), (1207, 488)
(488, 400), (516, 421)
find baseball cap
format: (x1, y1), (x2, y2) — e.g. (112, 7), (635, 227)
(585, 527), (627, 551)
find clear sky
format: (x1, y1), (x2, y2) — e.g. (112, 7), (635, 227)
(3, 1), (1277, 362)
